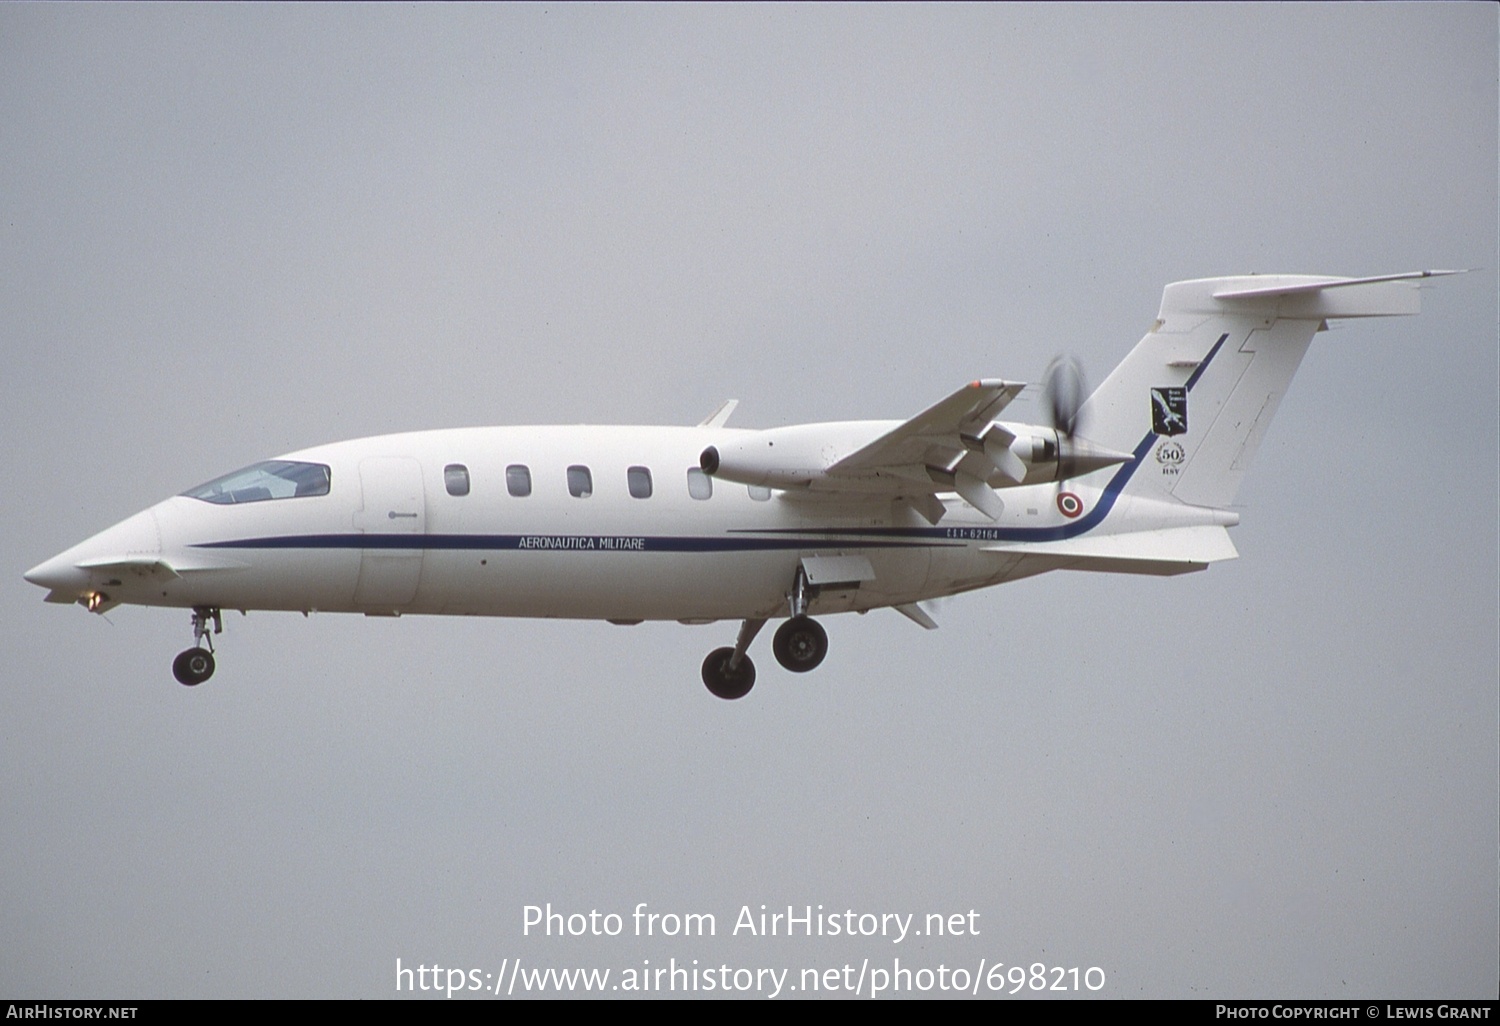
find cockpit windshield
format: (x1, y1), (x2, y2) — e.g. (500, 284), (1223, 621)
(182, 461), (331, 504)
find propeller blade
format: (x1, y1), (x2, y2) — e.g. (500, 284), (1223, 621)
(1043, 355), (1087, 437)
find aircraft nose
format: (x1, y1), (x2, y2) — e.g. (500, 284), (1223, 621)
(23, 553), (87, 593)
(22, 507), (163, 601)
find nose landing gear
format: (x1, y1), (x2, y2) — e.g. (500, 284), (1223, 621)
(172, 606), (221, 686)
(702, 617), (765, 700)
(701, 646), (756, 700)
(172, 647), (215, 687)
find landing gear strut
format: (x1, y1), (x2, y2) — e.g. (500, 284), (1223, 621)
(698, 567), (833, 697)
(172, 606), (221, 686)
(771, 567), (829, 673)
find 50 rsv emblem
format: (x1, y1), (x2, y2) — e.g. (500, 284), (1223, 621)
(1155, 439), (1185, 476)
(1150, 387), (1187, 436)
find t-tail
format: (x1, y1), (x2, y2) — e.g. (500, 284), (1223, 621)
(980, 272), (1456, 577)
(1082, 271), (1456, 509)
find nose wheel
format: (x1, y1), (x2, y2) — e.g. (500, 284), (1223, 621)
(173, 606), (222, 686)
(701, 617), (766, 699)
(172, 647), (216, 686)
(701, 647), (756, 700)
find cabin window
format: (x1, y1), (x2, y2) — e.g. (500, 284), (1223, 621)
(444, 464), (470, 497)
(182, 461), (331, 504)
(568, 465), (593, 498)
(748, 484), (771, 501)
(627, 466), (653, 499)
(506, 464), (532, 497)
(687, 467), (713, 500)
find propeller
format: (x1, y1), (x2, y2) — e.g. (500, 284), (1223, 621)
(1043, 354), (1088, 439)
(975, 352), (1131, 501)
(1038, 354), (1132, 488)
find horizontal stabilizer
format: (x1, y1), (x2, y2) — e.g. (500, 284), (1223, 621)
(1154, 270), (1462, 320)
(982, 525), (1239, 576)
(1211, 269), (1464, 300)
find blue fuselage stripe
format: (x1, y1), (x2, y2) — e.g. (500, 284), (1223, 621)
(195, 534), (961, 554)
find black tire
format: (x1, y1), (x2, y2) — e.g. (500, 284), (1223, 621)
(772, 616), (828, 673)
(701, 647), (755, 700)
(172, 648), (215, 686)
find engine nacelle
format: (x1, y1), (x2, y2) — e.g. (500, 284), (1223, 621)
(699, 422), (892, 489)
(699, 419), (1131, 493)
(969, 421), (1133, 486)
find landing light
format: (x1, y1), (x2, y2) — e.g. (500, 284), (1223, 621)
(85, 592), (108, 613)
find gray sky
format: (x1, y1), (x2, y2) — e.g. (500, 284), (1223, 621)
(2, 3), (1495, 999)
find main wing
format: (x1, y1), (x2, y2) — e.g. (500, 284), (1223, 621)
(699, 378), (1084, 524)
(824, 379), (1026, 522)
(828, 378), (1024, 474)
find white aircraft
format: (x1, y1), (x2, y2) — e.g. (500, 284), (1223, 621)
(25, 271), (1455, 698)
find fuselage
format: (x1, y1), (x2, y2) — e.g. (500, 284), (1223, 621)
(27, 422), (1111, 624)
(22, 271), (1445, 695)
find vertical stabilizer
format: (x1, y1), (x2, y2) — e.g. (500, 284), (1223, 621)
(1081, 272), (1443, 509)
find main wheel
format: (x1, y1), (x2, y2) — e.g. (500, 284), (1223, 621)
(172, 648), (216, 686)
(701, 647), (755, 700)
(772, 616), (828, 673)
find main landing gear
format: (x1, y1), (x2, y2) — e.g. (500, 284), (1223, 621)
(700, 568), (831, 700)
(772, 616), (828, 674)
(172, 606), (221, 686)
